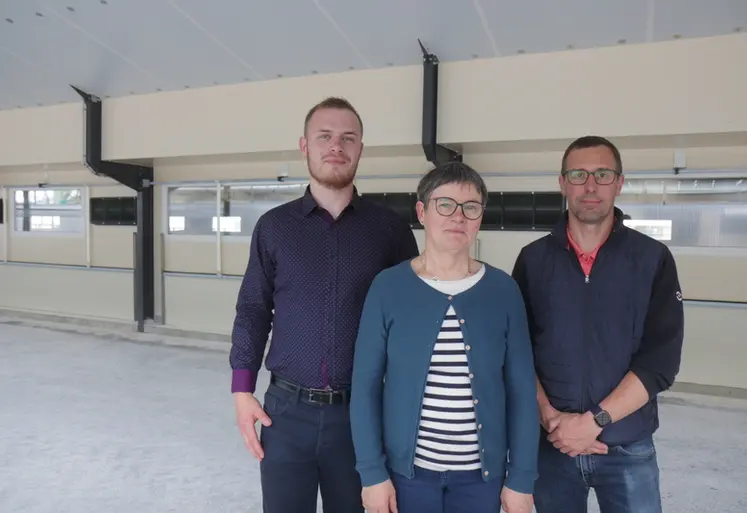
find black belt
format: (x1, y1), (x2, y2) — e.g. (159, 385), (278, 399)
(270, 375), (351, 405)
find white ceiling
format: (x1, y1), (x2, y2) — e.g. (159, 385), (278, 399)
(1, 0), (745, 111)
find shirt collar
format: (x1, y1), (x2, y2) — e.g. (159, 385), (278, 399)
(301, 184), (361, 217)
(566, 224), (607, 259)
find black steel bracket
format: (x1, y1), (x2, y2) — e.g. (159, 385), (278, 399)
(418, 39), (461, 166)
(71, 86), (153, 191)
(71, 85), (155, 332)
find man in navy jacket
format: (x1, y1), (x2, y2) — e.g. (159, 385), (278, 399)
(511, 135), (685, 513)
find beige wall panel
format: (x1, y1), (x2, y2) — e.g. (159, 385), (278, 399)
(0, 166), (112, 186)
(164, 238), (216, 274)
(475, 231), (548, 273)
(163, 275), (240, 335)
(221, 240), (250, 277)
(671, 248), (747, 303)
(0, 264), (133, 321)
(466, 145), (747, 175)
(8, 235), (86, 266)
(0, 104), (84, 167)
(90, 226), (135, 269)
(90, 184), (137, 198)
(678, 303), (747, 390)
(154, 153), (430, 183)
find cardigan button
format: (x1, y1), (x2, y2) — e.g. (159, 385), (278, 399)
(447, 295), (453, 300)
(459, 319), (465, 324)
(484, 471), (489, 476)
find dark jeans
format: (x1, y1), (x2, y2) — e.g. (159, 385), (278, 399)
(390, 466), (504, 513)
(259, 382), (363, 513)
(535, 435), (662, 513)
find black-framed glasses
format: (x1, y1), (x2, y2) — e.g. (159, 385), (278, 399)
(562, 168), (620, 186)
(430, 197), (484, 220)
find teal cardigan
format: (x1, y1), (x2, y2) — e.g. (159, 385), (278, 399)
(349, 260), (540, 493)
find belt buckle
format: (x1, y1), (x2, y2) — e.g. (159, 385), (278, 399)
(307, 386), (335, 404)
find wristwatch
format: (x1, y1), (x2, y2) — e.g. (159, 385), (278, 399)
(590, 404), (612, 428)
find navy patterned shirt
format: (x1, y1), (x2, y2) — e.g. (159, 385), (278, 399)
(230, 186), (420, 393)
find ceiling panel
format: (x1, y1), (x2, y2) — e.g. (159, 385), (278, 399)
(479, 0), (650, 55)
(317, 0), (496, 65)
(0, 0), (159, 104)
(0, 48), (38, 109)
(0, 0), (745, 110)
(653, 0), (747, 40)
(172, 0), (368, 79)
(40, 0), (256, 91)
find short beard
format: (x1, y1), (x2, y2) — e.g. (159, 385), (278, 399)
(308, 162), (358, 190)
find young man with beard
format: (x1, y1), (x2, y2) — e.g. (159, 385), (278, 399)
(229, 97), (419, 513)
(511, 136), (685, 513)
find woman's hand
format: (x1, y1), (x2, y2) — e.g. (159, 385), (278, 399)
(500, 486), (533, 513)
(361, 479), (398, 513)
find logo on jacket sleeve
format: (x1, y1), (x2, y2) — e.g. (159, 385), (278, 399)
(675, 291), (682, 302)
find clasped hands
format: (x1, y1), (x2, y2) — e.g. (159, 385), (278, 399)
(541, 405), (608, 457)
(361, 479), (533, 513)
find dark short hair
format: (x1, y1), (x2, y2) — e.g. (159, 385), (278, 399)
(561, 135), (623, 174)
(304, 96), (363, 137)
(417, 161), (488, 206)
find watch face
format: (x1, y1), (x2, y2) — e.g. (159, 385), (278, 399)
(595, 410), (612, 427)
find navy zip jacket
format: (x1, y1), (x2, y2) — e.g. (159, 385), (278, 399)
(511, 208), (685, 446)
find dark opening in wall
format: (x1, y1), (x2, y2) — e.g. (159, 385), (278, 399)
(361, 190), (565, 231)
(90, 197), (137, 226)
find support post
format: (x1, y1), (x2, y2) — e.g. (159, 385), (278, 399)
(418, 39), (461, 166)
(72, 85), (155, 332)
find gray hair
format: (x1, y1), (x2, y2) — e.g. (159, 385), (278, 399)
(416, 161), (488, 206)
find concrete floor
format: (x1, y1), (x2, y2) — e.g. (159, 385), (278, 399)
(1, 319), (746, 513)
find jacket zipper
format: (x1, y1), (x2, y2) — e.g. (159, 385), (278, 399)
(568, 249), (590, 411)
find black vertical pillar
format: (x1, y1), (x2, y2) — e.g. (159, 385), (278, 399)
(72, 85), (155, 332)
(139, 184), (155, 321)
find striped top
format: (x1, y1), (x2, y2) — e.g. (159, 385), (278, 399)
(414, 265), (485, 472)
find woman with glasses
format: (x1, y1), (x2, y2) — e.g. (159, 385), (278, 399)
(349, 162), (539, 513)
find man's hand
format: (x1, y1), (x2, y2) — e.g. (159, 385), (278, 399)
(539, 403), (561, 433)
(234, 392), (272, 460)
(547, 412), (605, 457)
(361, 480), (397, 513)
(500, 487), (533, 513)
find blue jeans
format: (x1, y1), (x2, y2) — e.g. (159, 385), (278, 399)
(390, 466), (504, 513)
(259, 382), (363, 513)
(535, 435), (662, 513)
